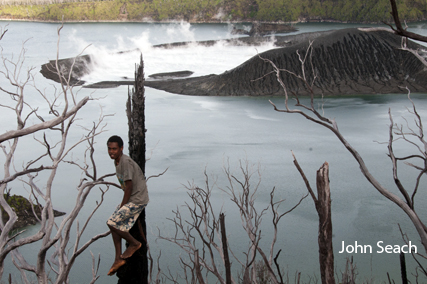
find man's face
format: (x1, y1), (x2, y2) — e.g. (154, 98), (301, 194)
(107, 142), (123, 161)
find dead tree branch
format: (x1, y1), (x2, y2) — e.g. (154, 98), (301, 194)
(159, 160), (307, 283)
(261, 36), (427, 255)
(386, 0), (427, 43)
(0, 25), (116, 283)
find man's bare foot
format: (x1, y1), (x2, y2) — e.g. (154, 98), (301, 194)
(121, 242), (142, 259)
(107, 259), (126, 276)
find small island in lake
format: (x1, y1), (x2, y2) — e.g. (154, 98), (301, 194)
(1, 194), (65, 230)
(40, 28), (427, 97)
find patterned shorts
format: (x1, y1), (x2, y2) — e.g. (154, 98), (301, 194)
(106, 202), (147, 232)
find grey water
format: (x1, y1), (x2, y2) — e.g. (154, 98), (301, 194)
(1, 20), (427, 283)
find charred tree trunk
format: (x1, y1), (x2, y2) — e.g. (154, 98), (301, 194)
(127, 54), (146, 174)
(315, 162), (334, 284)
(400, 252), (408, 284)
(219, 213), (232, 284)
(117, 54), (148, 284)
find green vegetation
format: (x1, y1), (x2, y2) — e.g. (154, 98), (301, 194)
(0, 0), (426, 23)
(1, 194), (37, 221)
(1, 193), (66, 231)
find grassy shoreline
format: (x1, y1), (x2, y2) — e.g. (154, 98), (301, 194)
(1, 0), (426, 24)
(1, 17), (423, 25)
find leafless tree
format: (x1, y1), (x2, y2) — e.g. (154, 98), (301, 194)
(0, 25), (118, 283)
(259, 28), (427, 260)
(158, 160), (307, 283)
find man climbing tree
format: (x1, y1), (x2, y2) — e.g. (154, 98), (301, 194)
(106, 135), (149, 276)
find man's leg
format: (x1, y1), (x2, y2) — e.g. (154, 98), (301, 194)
(107, 226), (127, 276)
(109, 224), (142, 259)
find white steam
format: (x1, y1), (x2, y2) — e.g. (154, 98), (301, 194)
(75, 22), (278, 85)
(166, 21), (196, 43)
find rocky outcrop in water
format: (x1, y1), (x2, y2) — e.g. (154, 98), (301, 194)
(145, 28), (427, 96)
(40, 54), (91, 86)
(1, 194), (65, 230)
(148, 71), (194, 79)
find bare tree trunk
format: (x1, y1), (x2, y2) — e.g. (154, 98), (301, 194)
(292, 155), (334, 284)
(220, 213), (232, 284)
(127, 54), (146, 174)
(117, 54), (148, 284)
(316, 162), (334, 284)
(400, 252), (408, 284)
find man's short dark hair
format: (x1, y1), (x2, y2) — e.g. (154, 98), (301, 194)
(107, 135), (124, 148)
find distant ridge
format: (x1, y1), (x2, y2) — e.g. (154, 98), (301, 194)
(1, 0), (427, 23)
